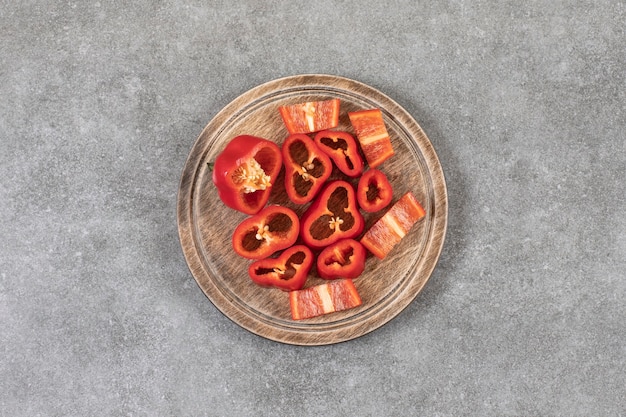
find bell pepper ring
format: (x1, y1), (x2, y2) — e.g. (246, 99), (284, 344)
(360, 192), (426, 259)
(348, 109), (394, 169)
(300, 180), (364, 250)
(289, 278), (362, 320)
(248, 245), (313, 291)
(357, 168), (393, 213)
(313, 130), (364, 178)
(212, 135), (282, 215)
(282, 133), (333, 205)
(232, 205), (300, 260)
(316, 239), (366, 280)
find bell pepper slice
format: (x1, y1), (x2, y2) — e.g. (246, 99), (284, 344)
(348, 109), (394, 168)
(300, 180), (365, 250)
(279, 98), (340, 134)
(357, 168), (393, 213)
(360, 192), (426, 259)
(316, 239), (366, 280)
(282, 133), (333, 205)
(248, 245), (313, 291)
(313, 130), (364, 178)
(232, 205), (300, 260)
(212, 135), (283, 215)
(289, 279), (362, 320)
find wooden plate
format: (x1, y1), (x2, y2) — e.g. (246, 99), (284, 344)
(177, 74), (447, 345)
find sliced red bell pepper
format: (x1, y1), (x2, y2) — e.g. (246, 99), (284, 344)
(300, 180), (365, 249)
(232, 205), (300, 260)
(279, 98), (340, 134)
(316, 239), (366, 280)
(356, 168), (393, 213)
(289, 278), (362, 320)
(360, 192), (426, 259)
(248, 245), (313, 291)
(348, 109), (394, 169)
(282, 133), (333, 205)
(212, 135), (283, 215)
(313, 130), (364, 178)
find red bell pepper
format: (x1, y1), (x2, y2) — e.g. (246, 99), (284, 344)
(313, 130), (364, 178)
(248, 245), (313, 291)
(356, 168), (393, 213)
(212, 135), (283, 215)
(279, 98), (340, 134)
(282, 133), (333, 205)
(360, 192), (426, 259)
(316, 239), (366, 280)
(300, 180), (364, 249)
(289, 279), (362, 320)
(232, 205), (300, 260)
(348, 109), (394, 168)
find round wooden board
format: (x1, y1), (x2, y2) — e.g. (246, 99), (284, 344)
(177, 74), (448, 345)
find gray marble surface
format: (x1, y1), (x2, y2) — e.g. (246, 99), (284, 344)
(2, 1), (624, 416)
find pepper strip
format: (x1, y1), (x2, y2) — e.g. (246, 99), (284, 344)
(279, 98), (340, 134)
(289, 279), (362, 320)
(360, 192), (426, 259)
(348, 109), (394, 169)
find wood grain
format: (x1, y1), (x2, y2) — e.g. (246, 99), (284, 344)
(177, 74), (448, 345)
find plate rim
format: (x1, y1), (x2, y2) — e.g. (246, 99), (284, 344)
(177, 74), (448, 345)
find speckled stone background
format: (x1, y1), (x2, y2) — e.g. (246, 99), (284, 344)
(1, 1), (624, 416)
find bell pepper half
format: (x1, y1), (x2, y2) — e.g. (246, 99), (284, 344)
(360, 192), (426, 259)
(232, 205), (300, 260)
(356, 168), (393, 213)
(316, 238), (366, 280)
(212, 135), (283, 215)
(313, 130), (364, 178)
(348, 109), (394, 169)
(248, 245), (313, 291)
(279, 98), (340, 134)
(282, 133), (333, 205)
(300, 180), (364, 250)
(289, 278), (362, 320)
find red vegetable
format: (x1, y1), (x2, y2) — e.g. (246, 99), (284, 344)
(360, 192), (426, 259)
(212, 135), (282, 215)
(313, 130), (364, 178)
(300, 180), (365, 250)
(289, 279), (362, 320)
(348, 109), (394, 168)
(282, 134), (333, 205)
(248, 245), (313, 291)
(316, 239), (366, 280)
(357, 169), (393, 213)
(232, 205), (300, 260)
(279, 98), (340, 134)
